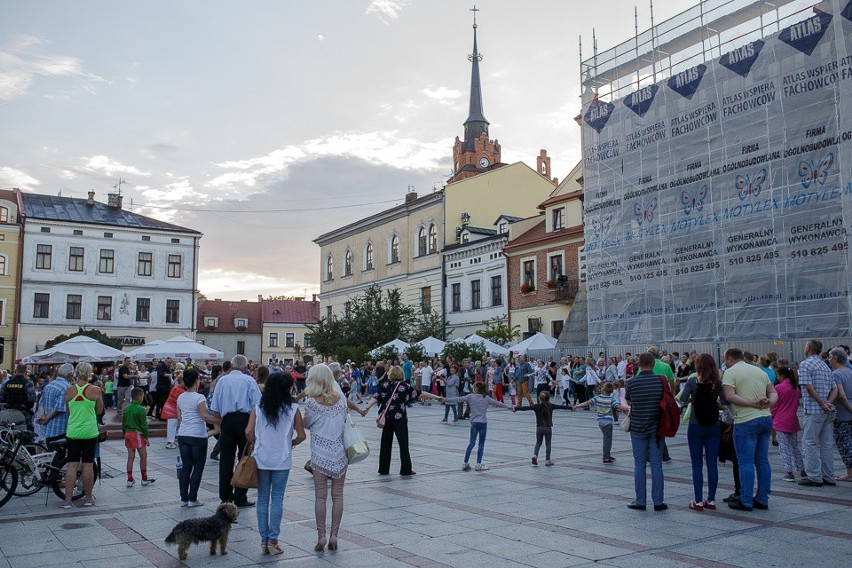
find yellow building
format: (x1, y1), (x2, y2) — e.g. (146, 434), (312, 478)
(0, 190), (21, 367)
(261, 298), (320, 365)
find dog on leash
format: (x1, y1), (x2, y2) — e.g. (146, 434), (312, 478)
(165, 502), (239, 560)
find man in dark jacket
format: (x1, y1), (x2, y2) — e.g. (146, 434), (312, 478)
(0, 364), (37, 427)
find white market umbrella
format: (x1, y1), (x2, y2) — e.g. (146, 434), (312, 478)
(22, 335), (126, 364)
(464, 334), (509, 356)
(369, 338), (409, 357)
(511, 332), (558, 355)
(128, 336), (224, 362)
(125, 340), (164, 361)
(415, 336), (446, 357)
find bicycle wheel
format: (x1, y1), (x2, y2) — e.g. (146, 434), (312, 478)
(51, 461), (87, 501)
(0, 463), (18, 508)
(14, 443), (49, 497)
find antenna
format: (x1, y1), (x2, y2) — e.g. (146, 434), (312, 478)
(114, 177), (126, 194)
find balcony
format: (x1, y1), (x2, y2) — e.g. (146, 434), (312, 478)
(554, 276), (579, 303)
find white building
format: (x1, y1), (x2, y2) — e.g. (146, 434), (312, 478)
(443, 217), (515, 340)
(16, 191), (201, 357)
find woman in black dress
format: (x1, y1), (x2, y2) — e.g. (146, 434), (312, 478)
(363, 366), (440, 476)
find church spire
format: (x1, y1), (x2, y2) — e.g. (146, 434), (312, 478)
(463, 5), (488, 152)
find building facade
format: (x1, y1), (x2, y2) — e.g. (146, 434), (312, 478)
(0, 190), (22, 367)
(196, 298), (262, 363)
(505, 162), (584, 340)
(261, 298), (319, 365)
(17, 191), (202, 358)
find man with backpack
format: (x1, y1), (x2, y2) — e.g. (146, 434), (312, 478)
(623, 352), (667, 511)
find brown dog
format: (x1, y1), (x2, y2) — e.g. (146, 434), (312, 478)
(165, 503), (239, 560)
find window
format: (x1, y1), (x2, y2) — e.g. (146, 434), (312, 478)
(40, 227), (50, 233)
(552, 320), (564, 338)
(136, 298), (150, 322)
(0, 207), (7, 223)
(326, 255), (334, 281)
(549, 254), (563, 280)
(461, 232), (469, 244)
(142, 235), (151, 241)
(523, 259), (536, 288)
(99, 249), (114, 273)
(326, 306), (332, 319)
(552, 207), (566, 231)
(0, 255), (5, 276)
(365, 243), (374, 270)
(428, 224), (437, 253)
(418, 227), (427, 256)
(285, 333), (295, 348)
(68, 247), (84, 272)
(498, 222), (507, 233)
(103, 232), (113, 238)
(171, 238), (180, 244)
(343, 250), (352, 276)
(528, 317), (541, 333)
(36, 244), (52, 269)
(137, 252), (152, 276)
(344, 301), (351, 318)
(66, 295), (82, 319)
(73, 229), (83, 236)
(421, 286), (431, 314)
(97, 296), (112, 320)
(205, 317), (217, 327)
(166, 299), (180, 323)
(167, 254), (182, 278)
(33, 293), (49, 318)
(390, 235), (400, 263)
(303, 333), (312, 348)
(451, 283), (461, 312)
(237, 340), (245, 355)
(236, 318), (247, 328)
(491, 275), (502, 306)
(269, 332), (279, 347)
(471, 280), (481, 310)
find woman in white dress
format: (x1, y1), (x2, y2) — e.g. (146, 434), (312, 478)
(302, 364), (362, 551)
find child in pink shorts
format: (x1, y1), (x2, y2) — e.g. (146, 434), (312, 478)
(122, 388), (155, 487)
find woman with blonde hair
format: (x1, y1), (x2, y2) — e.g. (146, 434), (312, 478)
(61, 362), (103, 508)
(364, 365), (441, 476)
(302, 364), (355, 551)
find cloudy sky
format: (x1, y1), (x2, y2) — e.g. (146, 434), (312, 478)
(1, 0), (695, 300)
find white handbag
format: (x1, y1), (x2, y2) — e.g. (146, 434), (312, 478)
(343, 411), (370, 464)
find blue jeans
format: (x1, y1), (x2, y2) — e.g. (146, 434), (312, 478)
(177, 436), (208, 502)
(256, 469), (290, 543)
(687, 423), (720, 503)
(630, 430), (664, 506)
(443, 403), (457, 420)
(732, 415), (772, 507)
(465, 422), (488, 464)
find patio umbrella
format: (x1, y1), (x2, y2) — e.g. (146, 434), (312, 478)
(369, 338), (409, 357)
(22, 335), (126, 364)
(511, 332), (558, 355)
(415, 336), (446, 357)
(128, 336), (224, 362)
(464, 334), (509, 356)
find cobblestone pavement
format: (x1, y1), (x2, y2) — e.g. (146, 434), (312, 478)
(0, 403), (849, 567)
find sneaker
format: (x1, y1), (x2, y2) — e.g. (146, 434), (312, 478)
(181, 501), (189, 507)
(603, 457), (615, 464)
(452, 419), (459, 423)
(662, 456), (672, 463)
(752, 501), (768, 510)
(653, 503), (669, 512)
(462, 463), (472, 471)
(727, 500), (752, 511)
(141, 478), (156, 486)
(627, 502), (646, 511)
(81, 496), (96, 507)
(440, 418), (448, 422)
(822, 479), (837, 487)
(59, 500), (73, 509)
(531, 455), (538, 465)
(800, 470), (808, 478)
(126, 479), (135, 488)
(544, 460), (554, 466)
(474, 464), (489, 471)
(782, 472), (796, 482)
(723, 493), (740, 503)
(187, 501), (204, 508)
(798, 478), (824, 487)
(702, 501), (716, 510)
(688, 501), (704, 511)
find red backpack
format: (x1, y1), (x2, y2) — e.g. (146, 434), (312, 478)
(657, 376), (680, 438)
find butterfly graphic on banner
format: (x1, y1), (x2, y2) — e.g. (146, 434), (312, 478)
(798, 152), (834, 188)
(590, 213), (613, 239)
(633, 198), (657, 225)
(735, 168), (767, 201)
(681, 185), (708, 215)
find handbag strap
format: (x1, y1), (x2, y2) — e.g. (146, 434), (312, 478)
(378, 383), (402, 421)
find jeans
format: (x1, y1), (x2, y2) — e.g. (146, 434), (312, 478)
(465, 422), (488, 464)
(732, 415), (772, 507)
(630, 430), (664, 506)
(599, 420), (613, 460)
(443, 404), (457, 420)
(256, 469), (290, 543)
(534, 427), (552, 460)
(802, 412), (835, 482)
(687, 423), (720, 503)
(177, 436), (208, 502)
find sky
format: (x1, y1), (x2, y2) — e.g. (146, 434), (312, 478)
(0, 0), (697, 301)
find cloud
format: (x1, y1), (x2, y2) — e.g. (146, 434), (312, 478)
(0, 34), (104, 101)
(142, 143), (179, 160)
(0, 166), (40, 190)
(76, 155), (152, 177)
(366, 0), (410, 24)
(318, 34), (325, 41)
(199, 268), (318, 301)
(422, 86), (462, 104)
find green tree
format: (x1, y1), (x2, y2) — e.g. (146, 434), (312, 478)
(404, 343), (427, 363)
(410, 309), (451, 342)
(44, 327), (123, 350)
(372, 344), (401, 363)
(476, 317), (520, 347)
(441, 340), (471, 362)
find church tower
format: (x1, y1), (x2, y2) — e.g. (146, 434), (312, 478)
(448, 7), (501, 184)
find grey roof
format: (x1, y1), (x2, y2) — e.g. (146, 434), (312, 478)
(463, 226), (497, 236)
(462, 23), (489, 152)
(21, 193), (201, 235)
(493, 214), (523, 225)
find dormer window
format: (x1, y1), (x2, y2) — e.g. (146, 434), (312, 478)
(235, 318), (247, 329)
(552, 207), (565, 231)
(498, 222), (507, 234)
(205, 317), (218, 328)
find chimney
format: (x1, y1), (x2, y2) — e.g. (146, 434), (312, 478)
(87, 191), (95, 205)
(312, 294), (318, 303)
(258, 295), (263, 302)
(405, 185), (417, 204)
(107, 193), (123, 209)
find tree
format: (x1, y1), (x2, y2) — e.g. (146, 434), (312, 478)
(477, 317), (520, 347)
(410, 309), (451, 342)
(44, 327), (123, 350)
(372, 344), (400, 363)
(441, 340), (486, 363)
(404, 343), (427, 363)
(266, 295), (301, 300)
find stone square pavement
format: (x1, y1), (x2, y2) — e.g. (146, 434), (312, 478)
(0, 403), (849, 567)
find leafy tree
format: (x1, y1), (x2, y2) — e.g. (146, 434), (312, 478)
(410, 310), (451, 342)
(337, 345), (369, 365)
(477, 317), (520, 347)
(44, 327), (123, 350)
(307, 316), (347, 358)
(467, 341), (488, 362)
(404, 343), (427, 363)
(441, 340), (470, 363)
(372, 344), (400, 363)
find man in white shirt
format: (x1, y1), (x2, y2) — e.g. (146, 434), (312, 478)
(617, 354), (628, 380)
(420, 362), (434, 405)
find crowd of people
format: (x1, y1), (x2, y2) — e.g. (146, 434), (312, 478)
(1, 339), (851, 554)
